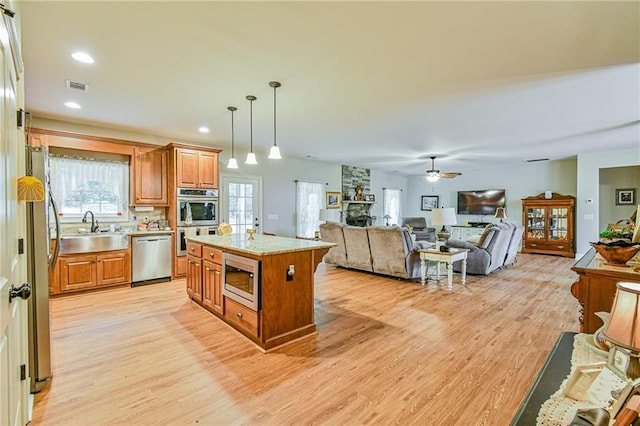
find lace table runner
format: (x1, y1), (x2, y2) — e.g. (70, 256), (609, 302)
(536, 334), (627, 425)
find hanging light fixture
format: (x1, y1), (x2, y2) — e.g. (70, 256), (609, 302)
(245, 95), (257, 165)
(268, 81), (282, 159)
(227, 106), (238, 169)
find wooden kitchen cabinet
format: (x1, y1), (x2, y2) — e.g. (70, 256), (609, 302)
(97, 251), (131, 286)
(132, 146), (168, 206)
(54, 249), (131, 295)
(175, 148), (219, 189)
(521, 192), (575, 258)
(186, 254), (202, 302)
(202, 245), (224, 315)
(59, 254), (97, 293)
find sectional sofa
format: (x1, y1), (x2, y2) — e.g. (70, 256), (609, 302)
(319, 223), (430, 280)
(446, 222), (525, 275)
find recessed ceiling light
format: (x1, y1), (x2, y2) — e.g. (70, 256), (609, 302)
(64, 101), (81, 109)
(71, 52), (94, 64)
(198, 127), (210, 133)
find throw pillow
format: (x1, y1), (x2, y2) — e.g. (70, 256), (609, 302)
(466, 234), (481, 245)
(478, 226), (496, 248)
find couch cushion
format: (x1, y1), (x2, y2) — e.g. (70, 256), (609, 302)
(368, 226), (412, 278)
(343, 226), (373, 271)
(320, 222), (347, 266)
(466, 234), (481, 245)
(478, 226), (496, 249)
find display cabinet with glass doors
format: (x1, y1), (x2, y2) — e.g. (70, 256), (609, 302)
(521, 192), (575, 258)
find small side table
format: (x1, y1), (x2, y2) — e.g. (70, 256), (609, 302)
(418, 248), (468, 290)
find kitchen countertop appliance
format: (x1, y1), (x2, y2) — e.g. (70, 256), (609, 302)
(131, 234), (172, 285)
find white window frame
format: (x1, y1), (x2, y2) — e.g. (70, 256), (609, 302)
(295, 181), (323, 238)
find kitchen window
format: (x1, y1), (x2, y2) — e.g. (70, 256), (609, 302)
(49, 154), (129, 222)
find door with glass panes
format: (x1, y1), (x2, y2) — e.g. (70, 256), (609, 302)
(220, 175), (262, 235)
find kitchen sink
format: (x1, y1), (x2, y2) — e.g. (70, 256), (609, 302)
(59, 233), (129, 254)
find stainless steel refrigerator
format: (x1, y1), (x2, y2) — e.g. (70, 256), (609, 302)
(25, 145), (60, 392)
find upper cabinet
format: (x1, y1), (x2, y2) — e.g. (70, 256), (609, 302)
(521, 192), (575, 258)
(175, 148), (219, 189)
(131, 146), (168, 206)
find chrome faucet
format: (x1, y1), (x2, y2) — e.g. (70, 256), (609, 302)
(82, 210), (99, 233)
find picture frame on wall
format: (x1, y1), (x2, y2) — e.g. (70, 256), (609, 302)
(421, 195), (439, 211)
(616, 188), (636, 205)
(326, 191), (341, 209)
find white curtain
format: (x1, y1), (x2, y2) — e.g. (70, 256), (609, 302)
(50, 156), (129, 219)
(296, 181), (323, 238)
(383, 188), (401, 226)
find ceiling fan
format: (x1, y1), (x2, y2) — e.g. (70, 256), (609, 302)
(425, 156), (462, 182)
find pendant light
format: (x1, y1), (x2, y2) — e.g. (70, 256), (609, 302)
(245, 95), (257, 165)
(268, 81), (282, 159)
(227, 106), (238, 169)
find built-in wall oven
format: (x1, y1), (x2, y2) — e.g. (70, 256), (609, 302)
(222, 253), (260, 311)
(176, 226), (217, 256)
(177, 188), (218, 227)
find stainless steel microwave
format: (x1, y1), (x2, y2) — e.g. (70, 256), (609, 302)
(222, 253), (260, 311)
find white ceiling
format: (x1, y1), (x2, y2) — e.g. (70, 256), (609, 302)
(19, 1), (640, 176)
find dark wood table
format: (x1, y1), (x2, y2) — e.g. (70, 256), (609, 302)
(511, 332), (577, 425)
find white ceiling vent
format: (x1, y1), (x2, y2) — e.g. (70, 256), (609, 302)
(65, 79), (89, 92)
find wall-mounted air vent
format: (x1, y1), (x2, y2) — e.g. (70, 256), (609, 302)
(65, 79), (89, 92)
(524, 158), (550, 163)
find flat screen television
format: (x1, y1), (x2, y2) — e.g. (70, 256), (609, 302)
(457, 189), (506, 215)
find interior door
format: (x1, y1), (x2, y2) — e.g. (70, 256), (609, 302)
(220, 175), (262, 235)
(0, 8), (28, 425)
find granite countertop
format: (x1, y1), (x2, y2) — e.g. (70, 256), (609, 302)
(187, 234), (336, 256)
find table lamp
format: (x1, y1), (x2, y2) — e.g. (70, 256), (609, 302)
(319, 209), (341, 223)
(494, 207), (507, 222)
(603, 281), (640, 380)
(431, 207), (457, 240)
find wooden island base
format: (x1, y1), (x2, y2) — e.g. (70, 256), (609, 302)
(186, 234), (334, 351)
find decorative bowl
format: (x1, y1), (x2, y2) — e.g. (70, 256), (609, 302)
(591, 241), (640, 266)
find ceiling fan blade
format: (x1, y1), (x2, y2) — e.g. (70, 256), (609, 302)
(440, 172), (462, 178)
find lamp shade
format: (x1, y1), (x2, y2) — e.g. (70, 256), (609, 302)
(431, 207), (457, 226)
(494, 207), (507, 220)
(604, 282), (640, 352)
(319, 209), (341, 222)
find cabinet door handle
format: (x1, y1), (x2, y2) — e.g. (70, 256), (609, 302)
(205, 267), (210, 271)
(557, 245), (564, 249)
(530, 243), (537, 247)
(237, 312), (243, 319)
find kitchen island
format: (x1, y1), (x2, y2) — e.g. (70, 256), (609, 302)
(185, 234), (335, 351)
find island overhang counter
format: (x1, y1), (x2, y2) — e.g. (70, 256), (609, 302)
(185, 234), (336, 351)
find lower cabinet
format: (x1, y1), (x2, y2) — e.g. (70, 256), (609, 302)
(56, 249), (130, 294)
(186, 244), (224, 316)
(186, 254), (202, 301)
(202, 259), (223, 315)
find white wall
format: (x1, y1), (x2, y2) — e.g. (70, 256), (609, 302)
(405, 158), (577, 229)
(599, 165), (640, 230)
(577, 147), (640, 256)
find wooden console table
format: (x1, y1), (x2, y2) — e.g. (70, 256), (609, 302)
(571, 248), (640, 333)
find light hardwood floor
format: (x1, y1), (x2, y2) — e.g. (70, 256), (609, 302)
(31, 253), (579, 425)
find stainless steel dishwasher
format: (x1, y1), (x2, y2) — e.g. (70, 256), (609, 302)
(132, 234), (172, 285)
